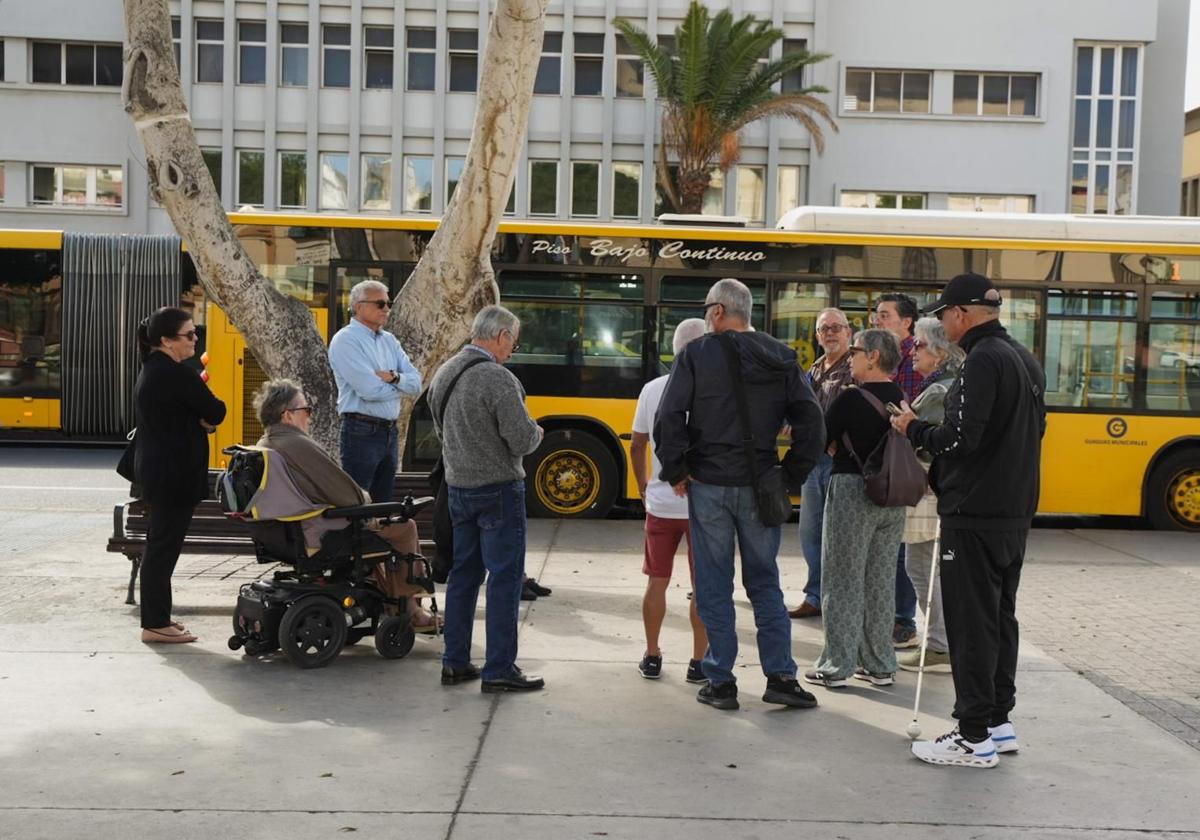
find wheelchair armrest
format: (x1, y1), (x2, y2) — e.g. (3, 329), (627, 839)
(322, 501), (407, 519)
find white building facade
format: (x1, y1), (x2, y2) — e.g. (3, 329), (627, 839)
(0, 0), (1189, 234)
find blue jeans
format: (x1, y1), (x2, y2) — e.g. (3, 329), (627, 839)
(340, 417), (398, 503)
(895, 544), (917, 630)
(443, 481), (526, 680)
(688, 481), (795, 686)
(798, 454), (833, 607)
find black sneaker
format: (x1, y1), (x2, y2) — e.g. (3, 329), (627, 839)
(697, 681), (739, 710)
(638, 653), (663, 679)
(525, 578), (552, 597)
(441, 664), (481, 686)
(685, 659), (707, 684)
(762, 674), (819, 708)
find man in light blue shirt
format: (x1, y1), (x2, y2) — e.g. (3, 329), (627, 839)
(328, 280), (421, 502)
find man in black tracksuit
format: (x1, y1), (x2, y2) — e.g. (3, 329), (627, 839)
(892, 272), (1046, 768)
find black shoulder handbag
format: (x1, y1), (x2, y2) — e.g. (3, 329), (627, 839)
(429, 355), (493, 582)
(116, 428), (137, 483)
(716, 333), (792, 527)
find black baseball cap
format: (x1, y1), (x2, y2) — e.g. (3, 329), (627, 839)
(922, 272), (1003, 315)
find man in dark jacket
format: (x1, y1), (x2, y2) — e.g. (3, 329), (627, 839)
(892, 272), (1046, 768)
(654, 278), (825, 712)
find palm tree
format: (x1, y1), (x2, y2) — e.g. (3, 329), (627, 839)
(614, 2), (836, 215)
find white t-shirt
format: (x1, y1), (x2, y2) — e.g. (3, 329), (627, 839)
(631, 374), (688, 520)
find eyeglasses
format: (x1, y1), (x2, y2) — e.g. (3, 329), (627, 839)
(503, 329), (521, 352)
(912, 340), (927, 350)
(847, 346), (866, 355)
(286, 405), (313, 414)
(358, 299), (390, 310)
(175, 330), (198, 340)
(935, 306), (962, 322)
(703, 302), (722, 312)
(816, 324), (848, 335)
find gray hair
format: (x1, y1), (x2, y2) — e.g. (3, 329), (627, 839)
(348, 279), (389, 310)
(672, 317), (707, 355)
(961, 303), (1002, 321)
(913, 317), (965, 368)
(816, 307), (850, 327)
(705, 278), (753, 323)
(855, 328), (902, 375)
(254, 378), (302, 426)
(470, 304), (520, 341)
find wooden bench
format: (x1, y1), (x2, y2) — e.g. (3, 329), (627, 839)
(108, 473), (437, 604)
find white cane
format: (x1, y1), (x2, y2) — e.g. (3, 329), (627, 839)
(906, 518), (941, 740)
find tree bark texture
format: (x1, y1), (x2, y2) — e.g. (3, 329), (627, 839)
(122, 0), (340, 450)
(388, 0), (547, 456)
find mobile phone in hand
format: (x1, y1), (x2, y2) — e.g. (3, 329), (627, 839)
(885, 402), (903, 416)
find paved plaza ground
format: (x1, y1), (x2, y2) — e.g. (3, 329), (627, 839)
(1, 449), (1198, 839)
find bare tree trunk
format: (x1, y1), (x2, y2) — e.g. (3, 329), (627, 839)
(389, 0), (547, 463)
(122, 0), (339, 450)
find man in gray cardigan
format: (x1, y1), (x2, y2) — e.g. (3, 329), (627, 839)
(428, 305), (545, 693)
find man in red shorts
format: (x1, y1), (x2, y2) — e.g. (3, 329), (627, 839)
(631, 318), (709, 682)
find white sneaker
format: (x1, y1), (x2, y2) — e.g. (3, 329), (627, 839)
(911, 728), (999, 768)
(988, 722), (1019, 754)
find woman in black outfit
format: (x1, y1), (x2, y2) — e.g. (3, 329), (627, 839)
(134, 307), (226, 644)
(805, 328), (907, 690)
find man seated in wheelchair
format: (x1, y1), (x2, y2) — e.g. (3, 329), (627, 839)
(245, 378), (441, 634)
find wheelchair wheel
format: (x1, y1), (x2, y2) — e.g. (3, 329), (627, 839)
(375, 615), (416, 660)
(278, 597), (348, 669)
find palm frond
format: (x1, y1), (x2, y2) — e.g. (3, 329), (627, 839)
(709, 25), (783, 115)
(612, 17), (675, 98)
(675, 2), (710, 106)
(728, 95), (838, 153)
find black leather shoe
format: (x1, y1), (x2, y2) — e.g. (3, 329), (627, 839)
(525, 578), (552, 597)
(520, 583), (538, 601)
(441, 664), (481, 686)
(481, 667), (545, 693)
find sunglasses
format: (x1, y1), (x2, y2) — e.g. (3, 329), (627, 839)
(358, 299), (391, 310)
(175, 330), (198, 340)
(703, 302), (722, 312)
(286, 405), (313, 414)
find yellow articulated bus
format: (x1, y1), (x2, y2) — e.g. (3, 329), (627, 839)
(1, 208), (1198, 530)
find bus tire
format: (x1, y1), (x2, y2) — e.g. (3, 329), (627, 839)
(1145, 448), (1200, 532)
(526, 429), (619, 519)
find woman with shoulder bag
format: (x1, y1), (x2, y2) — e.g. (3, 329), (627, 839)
(896, 317), (964, 673)
(805, 328), (908, 690)
(133, 307), (226, 643)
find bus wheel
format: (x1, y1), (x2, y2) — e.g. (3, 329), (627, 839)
(526, 430), (618, 519)
(1146, 449), (1200, 532)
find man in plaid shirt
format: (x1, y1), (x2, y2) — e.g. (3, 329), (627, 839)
(873, 293), (925, 649)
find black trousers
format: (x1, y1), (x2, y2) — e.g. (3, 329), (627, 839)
(141, 501), (197, 629)
(939, 526), (1027, 742)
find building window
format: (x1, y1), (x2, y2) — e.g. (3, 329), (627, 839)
(844, 68), (930, 114)
(364, 26), (393, 90)
(529, 161), (559, 215)
(237, 150), (264, 207)
(1183, 177), (1200, 216)
(448, 29), (478, 93)
(30, 164), (124, 210)
(947, 194), (1035, 213)
(445, 157), (465, 204)
(361, 154), (392, 210)
(280, 23), (308, 87)
(319, 153), (348, 210)
(201, 148), (222, 197)
(780, 39), (807, 94)
(322, 24), (350, 88)
(613, 162), (641, 218)
(776, 165), (802, 223)
(534, 32), (562, 95)
(406, 28), (435, 91)
(1071, 44), (1140, 215)
(574, 33), (603, 96)
(195, 20), (224, 83)
(170, 17), (181, 73)
(840, 190), (925, 210)
(571, 161), (599, 216)
(278, 152), (307, 209)
(238, 21), (266, 85)
(403, 156), (433, 212)
(30, 41), (123, 86)
(735, 165), (766, 224)
(952, 72), (1038, 116)
(615, 35), (643, 98)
